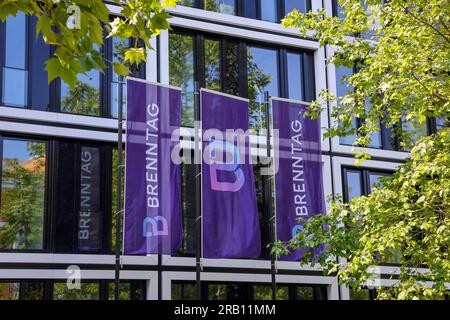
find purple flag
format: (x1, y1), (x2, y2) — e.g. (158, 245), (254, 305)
(201, 89), (261, 259)
(124, 79), (182, 255)
(272, 97), (325, 261)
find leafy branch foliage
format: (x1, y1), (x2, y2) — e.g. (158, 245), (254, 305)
(0, 0), (178, 88)
(275, 0), (450, 299)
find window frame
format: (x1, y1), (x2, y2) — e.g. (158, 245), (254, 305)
(0, 133), (50, 253)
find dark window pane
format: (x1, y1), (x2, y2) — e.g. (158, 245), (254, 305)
(204, 38), (221, 91)
(296, 286), (314, 300)
(2, 67), (28, 107)
(224, 41), (239, 95)
(169, 33), (195, 127)
(243, 0), (257, 19)
(111, 37), (128, 118)
(247, 46), (279, 130)
(1, 138), (46, 250)
(254, 285), (289, 300)
(111, 148), (124, 252)
(284, 0), (308, 16)
(208, 284), (227, 300)
(302, 52), (315, 102)
(53, 282), (100, 300)
(286, 51), (303, 101)
(368, 172), (388, 192)
(349, 287), (371, 300)
(21, 282), (45, 300)
(5, 13), (26, 69)
(436, 117), (448, 131)
(261, 0), (278, 22)
(0, 283), (20, 300)
(178, 158), (197, 256)
(401, 118), (428, 151)
(178, 0), (195, 7)
(345, 170), (362, 201)
(61, 71), (101, 116)
(336, 65), (357, 145)
(172, 282), (197, 300)
(108, 282), (131, 300)
(30, 18), (50, 111)
(78, 146), (102, 252)
(205, 0), (236, 15)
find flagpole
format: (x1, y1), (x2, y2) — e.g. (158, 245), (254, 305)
(194, 81), (202, 300)
(264, 91), (277, 300)
(114, 75), (124, 300)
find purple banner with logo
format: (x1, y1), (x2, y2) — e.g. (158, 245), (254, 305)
(272, 98), (325, 261)
(201, 89), (261, 259)
(124, 79), (182, 255)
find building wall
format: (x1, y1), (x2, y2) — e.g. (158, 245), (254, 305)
(0, 1), (430, 300)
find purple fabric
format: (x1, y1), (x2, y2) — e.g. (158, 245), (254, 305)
(201, 90), (261, 259)
(272, 98), (325, 261)
(124, 79), (182, 255)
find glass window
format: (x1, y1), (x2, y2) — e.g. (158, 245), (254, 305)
(53, 282), (100, 300)
(0, 282), (20, 300)
(345, 169), (363, 201)
(2, 12), (28, 108)
(260, 0), (278, 22)
(204, 38), (221, 91)
(286, 51), (303, 101)
(172, 282), (197, 300)
(169, 33), (195, 127)
(284, 0), (308, 16)
(60, 69), (101, 116)
(243, 0), (257, 19)
(205, 0), (236, 15)
(436, 117), (448, 131)
(208, 284), (227, 300)
(224, 41), (239, 95)
(336, 65), (357, 146)
(368, 171), (387, 191)
(178, 156), (197, 256)
(366, 104), (382, 149)
(107, 281), (145, 300)
(296, 286), (314, 300)
(1, 138), (46, 250)
(179, 0), (195, 6)
(247, 46), (279, 130)
(111, 37), (129, 118)
(349, 287), (372, 300)
(401, 118), (428, 151)
(253, 285), (289, 300)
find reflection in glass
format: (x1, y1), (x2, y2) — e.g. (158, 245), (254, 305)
(169, 33), (195, 127)
(345, 170), (362, 201)
(368, 172), (386, 191)
(284, 0), (308, 16)
(349, 287), (371, 300)
(261, 0), (278, 22)
(178, 0), (195, 6)
(436, 117), (448, 131)
(5, 12), (26, 69)
(336, 65), (357, 145)
(247, 46), (279, 131)
(53, 282), (100, 300)
(208, 284), (227, 300)
(253, 285), (289, 300)
(111, 37), (129, 118)
(296, 286), (314, 300)
(204, 39), (221, 91)
(0, 139), (46, 250)
(61, 71), (101, 116)
(224, 41), (239, 95)
(171, 282), (197, 300)
(401, 118), (428, 151)
(205, 0), (236, 15)
(366, 103), (382, 149)
(2, 12), (28, 108)
(286, 51), (303, 101)
(2, 68), (28, 107)
(0, 283), (20, 300)
(179, 157), (197, 256)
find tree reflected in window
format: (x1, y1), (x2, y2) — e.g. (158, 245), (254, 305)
(0, 138), (46, 250)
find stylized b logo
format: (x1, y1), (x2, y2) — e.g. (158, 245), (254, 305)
(143, 216), (169, 237)
(208, 140), (245, 192)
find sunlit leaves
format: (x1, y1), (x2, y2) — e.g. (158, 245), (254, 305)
(1, 0), (178, 88)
